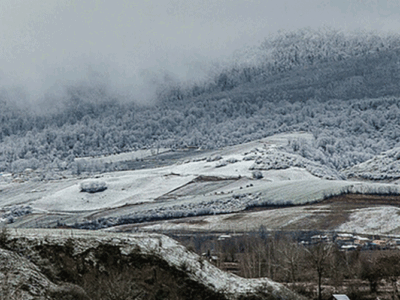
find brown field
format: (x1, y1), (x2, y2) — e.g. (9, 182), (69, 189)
(109, 193), (400, 234)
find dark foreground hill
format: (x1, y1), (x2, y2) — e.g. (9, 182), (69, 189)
(0, 228), (303, 300)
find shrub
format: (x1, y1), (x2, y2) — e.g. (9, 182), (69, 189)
(0, 227), (9, 249)
(252, 171), (263, 179)
(79, 181), (107, 193)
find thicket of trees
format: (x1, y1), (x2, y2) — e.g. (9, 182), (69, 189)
(1, 29), (400, 176)
(182, 232), (400, 300)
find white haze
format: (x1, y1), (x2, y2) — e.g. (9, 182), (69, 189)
(1, 0), (400, 107)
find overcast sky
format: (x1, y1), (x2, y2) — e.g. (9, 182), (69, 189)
(1, 0), (400, 103)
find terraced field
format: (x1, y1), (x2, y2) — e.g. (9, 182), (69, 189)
(2, 132), (400, 236)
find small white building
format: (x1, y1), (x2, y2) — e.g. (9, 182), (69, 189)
(332, 294), (350, 300)
(217, 234), (232, 241)
(336, 233), (353, 240)
(340, 245), (358, 251)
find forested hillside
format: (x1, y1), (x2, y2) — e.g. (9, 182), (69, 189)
(1, 28), (400, 175)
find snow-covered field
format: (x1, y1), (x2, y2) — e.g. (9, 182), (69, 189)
(126, 205), (322, 233)
(337, 206), (400, 235)
(75, 147), (170, 164)
(1, 132), (400, 233)
(128, 203), (400, 236)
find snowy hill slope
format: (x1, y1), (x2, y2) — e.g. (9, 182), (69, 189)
(1, 132), (400, 230)
(345, 147), (400, 180)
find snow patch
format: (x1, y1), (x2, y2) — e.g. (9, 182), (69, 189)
(337, 206), (400, 235)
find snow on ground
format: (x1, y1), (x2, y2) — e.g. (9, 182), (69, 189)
(0, 133), (318, 212)
(336, 206), (400, 235)
(345, 147), (400, 180)
(75, 148), (170, 164)
(32, 170), (196, 211)
(137, 206), (322, 232)
(2, 132), (400, 231)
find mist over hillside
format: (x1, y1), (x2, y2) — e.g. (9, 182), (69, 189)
(1, 28), (400, 176)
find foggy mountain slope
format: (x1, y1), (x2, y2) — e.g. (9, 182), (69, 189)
(160, 29), (400, 103)
(1, 29), (400, 177)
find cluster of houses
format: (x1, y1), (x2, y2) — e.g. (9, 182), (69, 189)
(307, 233), (400, 251)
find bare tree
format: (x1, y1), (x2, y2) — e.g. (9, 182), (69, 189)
(378, 252), (400, 297)
(83, 269), (144, 300)
(304, 243), (333, 300)
(275, 236), (303, 283)
(239, 235), (273, 279)
(359, 252), (382, 294)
